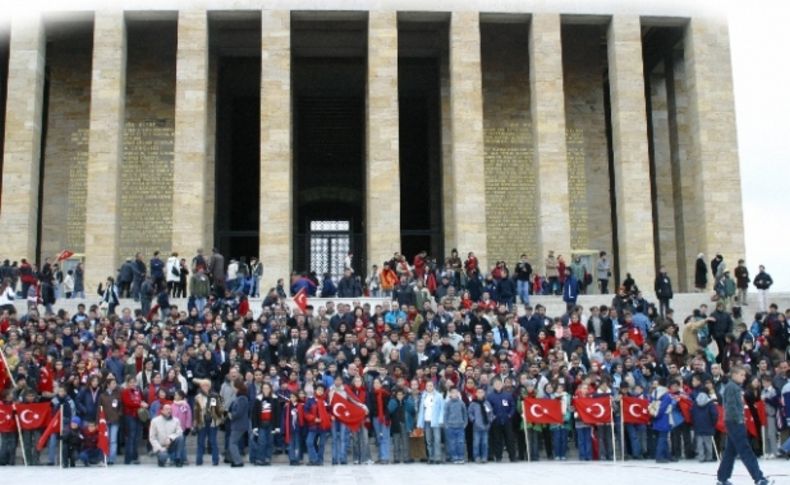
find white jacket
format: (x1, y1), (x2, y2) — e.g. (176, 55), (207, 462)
(149, 414), (183, 453)
(165, 256), (180, 283)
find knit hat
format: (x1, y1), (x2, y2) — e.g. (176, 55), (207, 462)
(71, 417), (81, 427)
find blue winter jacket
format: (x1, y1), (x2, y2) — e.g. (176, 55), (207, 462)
(690, 391), (719, 436)
(651, 389), (674, 432)
(486, 390), (515, 425)
(416, 390), (444, 428)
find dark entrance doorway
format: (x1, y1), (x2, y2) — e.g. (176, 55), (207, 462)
(292, 18), (367, 276)
(214, 56), (261, 261)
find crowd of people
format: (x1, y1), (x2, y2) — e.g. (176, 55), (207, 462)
(0, 246), (786, 484)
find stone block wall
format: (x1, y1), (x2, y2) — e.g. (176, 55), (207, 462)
(40, 39), (92, 258)
(561, 25), (613, 258)
(481, 23), (537, 267)
(119, 24), (176, 260)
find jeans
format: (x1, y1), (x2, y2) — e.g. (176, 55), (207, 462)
(472, 429), (489, 461)
(228, 429), (245, 465)
(577, 427), (592, 460)
(0, 432), (17, 465)
(79, 448), (104, 466)
(124, 416), (141, 463)
(445, 427), (465, 462)
(194, 297), (206, 315)
(516, 280), (530, 305)
(392, 430), (409, 462)
(256, 425), (274, 463)
(306, 429), (328, 464)
(21, 429), (41, 465)
(349, 427), (370, 463)
(552, 427), (567, 459)
(331, 421), (348, 464)
(717, 421), (765, 483)
(196, 426), (219, 465)
(626, 424), (646, 458)
(655, 430), (670, 461)
(108, 423), (119, 464)
(695, 434), (714, 461)
(527, 428), (541, 461)
(157, 436), (185, 465)
(424, 425), (443, 462)
(288, 434), (302, 463)
(372, 420), (391, 461)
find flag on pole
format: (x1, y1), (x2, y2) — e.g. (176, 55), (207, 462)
(36, 408), (61, 451)
(14, 402), (51, 430)
(329, 391), (367, 431)
(56, 250), (74, 262)
(97, 407), (110, 457)
(293, 288), (308, 313)
(522, 398), (564, 425)
(573, 397), (612, 425)
(621, 396), (651, 425)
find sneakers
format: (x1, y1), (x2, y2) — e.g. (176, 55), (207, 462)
(715, 481), (733, 485)
(755, 479), (774, 485)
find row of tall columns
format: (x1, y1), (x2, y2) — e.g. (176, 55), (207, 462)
(0, 12), (744, 289)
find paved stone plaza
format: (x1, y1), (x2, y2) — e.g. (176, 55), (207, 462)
(2, 460), (788, 484)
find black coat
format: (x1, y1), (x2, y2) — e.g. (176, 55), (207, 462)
(695, 258), (708, 288)
(654, 274), (673, 300)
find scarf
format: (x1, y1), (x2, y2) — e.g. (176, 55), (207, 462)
(375, 388), (390, 424)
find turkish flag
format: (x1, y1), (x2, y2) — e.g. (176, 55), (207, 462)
(98, 407), (109, 457)
(622, 396), (651, 425)
(36, 408), (61, 451)
(293, 288), (308, 313)
(754, 401), (766, 427)
(329, 391), (367, 431)
(14, 402), (50, 430)
(0, 403), (15, 433)
(715, 404), (725, 433)
(56, 250), (74, 262)
(522, 398), (563, 425)
(744, 404), (758, 438)
(574, 397), (612, 425)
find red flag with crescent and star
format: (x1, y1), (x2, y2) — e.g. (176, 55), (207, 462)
(37, 408), (61, 451)
(14, 402), (50, 430)
(522, 398), (563, 425)
(0, 403), (15, 433)
(329, 391), (367, 431)
(622, 396), (651, 425)
(293, 288), (308, 313)
(573, 397), (612, 425)
(56, 250), (74, 262)
(98, 406), (110, 457)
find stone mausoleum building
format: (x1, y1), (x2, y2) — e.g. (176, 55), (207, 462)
(0, 1), (744, 292)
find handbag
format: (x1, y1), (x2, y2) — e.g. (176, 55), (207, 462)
(137, 407), (150, 423)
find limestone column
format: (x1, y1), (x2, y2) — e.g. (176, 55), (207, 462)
(529, 14), (572, 266)
(172, 10), (209, 258)
(606, 16), (655, 286)
(684, 18), (745, 265)
(85, 11), (126, 285)
(0, 15), (45, 261)
(259, 10), (292, 290)
(366, 11), (400, 270)
(448, 12), (487, 269)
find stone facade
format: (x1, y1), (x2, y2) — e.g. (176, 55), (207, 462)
(119, 22), (176, 262)
(684, 17), (745, 277)
(0, 16), (45, 261)
(481, 22), (536, 268)
(0, 8), (745, 289)
(448, 11), (487, 270)
(259, 10), (292, 290)
(84, 11), (126, 285)
(606, 16), (656, 287)
(40, 38), (92, 258)
(366, 11), (400, 271)
(562, 24), (613, 261)
(172, 10), (209, 258)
